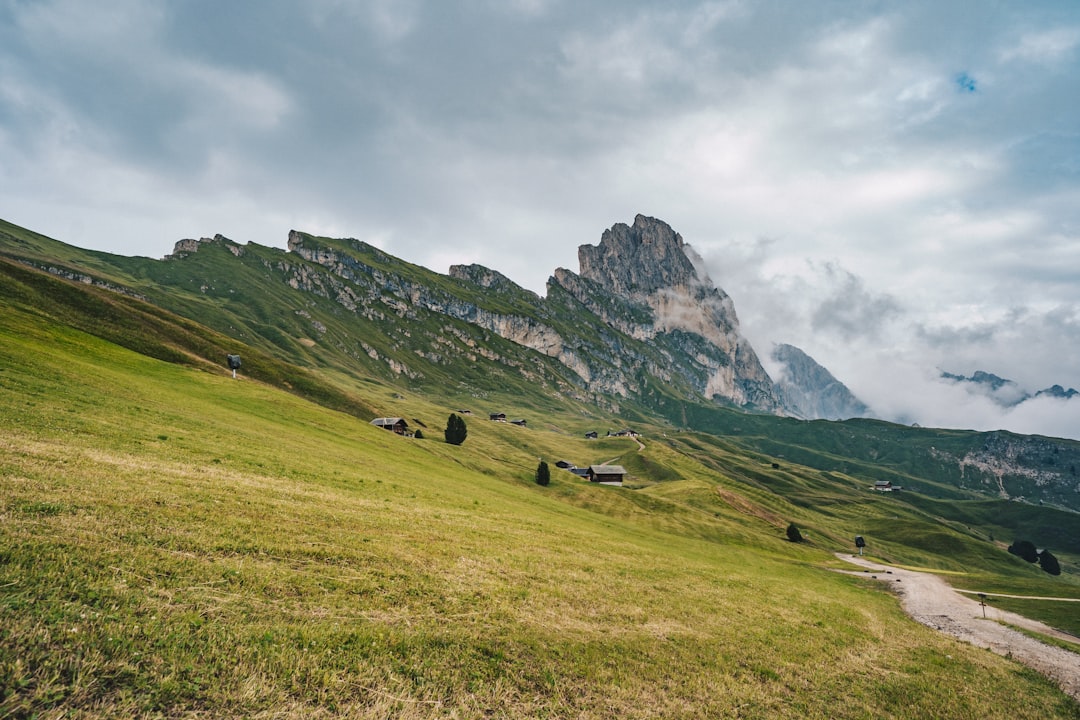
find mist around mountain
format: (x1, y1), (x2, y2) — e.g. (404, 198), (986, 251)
(771, 343), (870, 421)
(942, 370), (1080, 408)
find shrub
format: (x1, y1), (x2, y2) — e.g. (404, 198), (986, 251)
(1039, 549), (1062, 576)
(413, 429), (424, 440)
(536, 460), (550, 486)
(1008, 540), (1039, 563)
(444, 413), (467, 445)
(786, 523), (803, 543)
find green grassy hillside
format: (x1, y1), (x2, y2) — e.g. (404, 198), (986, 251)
(2, 261), (1079, 717)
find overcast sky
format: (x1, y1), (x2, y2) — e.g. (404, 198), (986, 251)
(3, 1), (1080, 439)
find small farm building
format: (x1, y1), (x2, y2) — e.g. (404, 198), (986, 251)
(608, 429), (640, 438)
(371, 417), (409, 435)
(587, 465), (627, 483)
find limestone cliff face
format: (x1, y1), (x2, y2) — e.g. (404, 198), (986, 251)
(285, 218), (787, 412)
(556, 215), (783, 412)
(169, 234), (245, 258)
(285, 231), (603, 399)
(930, 432), (1080, 508)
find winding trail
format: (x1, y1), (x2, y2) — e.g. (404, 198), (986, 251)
(837, 553), (1080, 701)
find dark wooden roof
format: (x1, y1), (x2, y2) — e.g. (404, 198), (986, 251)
(371, 417), (408, 428)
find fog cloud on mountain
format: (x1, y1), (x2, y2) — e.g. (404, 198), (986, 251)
(701, 242), (1080, 440)
(2, 0), (1078, 438)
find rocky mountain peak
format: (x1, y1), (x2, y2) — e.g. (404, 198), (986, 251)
(578, 214), (700, 295)
(553, 215), (783, 412)
(1036, 384), (1080, 400)
(943, 369), (1080, 407)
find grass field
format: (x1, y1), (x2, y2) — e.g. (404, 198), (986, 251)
(2, 301), (1080, 718)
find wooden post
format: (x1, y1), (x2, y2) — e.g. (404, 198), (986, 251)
(978, 593), (987, 618)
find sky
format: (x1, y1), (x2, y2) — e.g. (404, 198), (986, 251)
(2, 0), (1080, 439)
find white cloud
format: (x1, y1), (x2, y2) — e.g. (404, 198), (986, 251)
(1000, 27), (1080, 65)
(13, 0), (165, 52)
(310, 0), (419, 41)
(172, 63), (292, 133)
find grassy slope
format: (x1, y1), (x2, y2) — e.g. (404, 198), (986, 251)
(2, 286), (1080, 718)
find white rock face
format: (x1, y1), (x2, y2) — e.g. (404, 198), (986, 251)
(565, 214), (783, 412)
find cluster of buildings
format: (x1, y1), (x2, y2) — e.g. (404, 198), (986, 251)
(371, 412), (640, 486)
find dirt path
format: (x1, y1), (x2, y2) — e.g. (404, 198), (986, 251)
(837, 553), (1080, 701)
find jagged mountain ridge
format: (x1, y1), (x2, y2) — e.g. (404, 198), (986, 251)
(942, 370), (1079, 408)
(550, 215), (782, 411)
(288, 214), (787, 413)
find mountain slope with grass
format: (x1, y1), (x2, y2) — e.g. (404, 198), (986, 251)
(2, 262), (1079, 718)
(2, 217), (1080, 716)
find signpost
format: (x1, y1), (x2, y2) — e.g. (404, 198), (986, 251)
(226, 354), (242, 379)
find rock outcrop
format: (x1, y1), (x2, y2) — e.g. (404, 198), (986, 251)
(169, 234), (245, 258)
(931, 431), (1080, 509)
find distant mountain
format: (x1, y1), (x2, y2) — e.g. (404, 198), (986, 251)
(1036, 384), (1080, 400)
(771, 343), (869, 420)
(942, 370), (1078, 407)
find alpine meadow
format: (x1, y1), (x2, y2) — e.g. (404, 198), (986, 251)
(1, 216), (1079, 719)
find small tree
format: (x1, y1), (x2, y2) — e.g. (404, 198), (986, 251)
(1008, 539), (1039, 563)
(413, 429), (424, 440)
(444, 413), (467, 446)
(1039, 549), (1062, 576)
(786, 522), (803, 543)
(535, 460), (550, 486)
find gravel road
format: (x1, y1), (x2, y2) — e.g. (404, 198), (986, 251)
(837, 553), (1080, 701)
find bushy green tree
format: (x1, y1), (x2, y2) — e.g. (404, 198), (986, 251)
(1039, 549), (1061, 576)
(535, 460), (550, 486)
(786, 523), (803, 543)
(1008, 540), (1039, 563)
(444, 413), (467, 445)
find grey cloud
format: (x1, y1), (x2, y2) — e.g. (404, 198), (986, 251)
(809, 265), (902, 342)
(916, 323), (999, 350)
